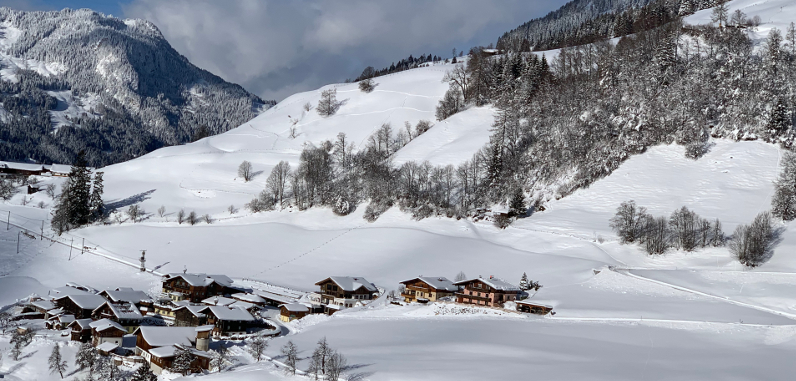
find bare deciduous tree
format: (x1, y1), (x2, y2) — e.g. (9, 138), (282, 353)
(238, 161), (254, 182)
(177, 209), (186, 224)
(317, 89), (339, 117)
(248, 336), (268, 362)
(158, 205), (166, 218)
(267, 161), (292, 208)
(188, 211), (198, 225)
(280, 341), (298, 375)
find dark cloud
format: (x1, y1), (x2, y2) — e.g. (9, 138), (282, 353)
(124, 0), (566, 101)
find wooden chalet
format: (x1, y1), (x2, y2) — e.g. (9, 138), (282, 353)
(516, 300), (554, 315)
(134, 326), (209, 374)
(0, 161), (45, 176)
(454, 276), (521, 307)
(68, 319), (93, 342)
(399, 276), (459, 303)
(161, 273), (235, 303)
(54, 294), (107, 319)
(200, 306), (257, 337)
(173, 305), (207, 327)
(279, 303), (310, 322)
(98, 287), (153, 312)
(315, 276), (378, 309)
(90, 319), (127, 347)
(46, 314), (75, 330)
(231, 293), (267, 307)
(91, 302), (143, 333)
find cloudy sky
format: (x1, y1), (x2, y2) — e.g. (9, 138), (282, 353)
(1, 0), (568, 101)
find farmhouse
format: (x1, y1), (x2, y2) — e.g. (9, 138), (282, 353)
(91, 302), (143, 333)
(134, 326), (211, 374)
(516, 300), (554, 315)
(0, 161), (45, 176)
(314, 276), (378, 309)
(231, 293), (267, 307)
(68, 318), (93, 342)
(253, 290), (297, 307)
(89, 318), (127, 347)
(46, 314), (75, 330)
(399, 276), (459, 303)
(454, 276), (521, 307)
(98, 287), (153, 311)
(161, 273), (235, 303)
(173, 305), (207, 327)
(200, 306), (257, 337)
(54, 294), (107, 319)
(279, 303), (310, 322)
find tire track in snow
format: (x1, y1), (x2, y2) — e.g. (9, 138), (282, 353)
(248, 222), (367, 277)
(612, 267), (796, 320)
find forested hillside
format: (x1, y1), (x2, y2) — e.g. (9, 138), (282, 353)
(0, 8), (272, 167)
(497, 0), (729, 51)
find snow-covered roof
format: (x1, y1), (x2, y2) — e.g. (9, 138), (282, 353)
(0, 161), (44, 171)
(201, 306), (255, 321)
(135, 326), (197, 347)
(231, 293), (266, 304)
(454, 277), (520, 292)
(70, 318), (93, 330)
(100, 289), (152, 304)
(30, 300), (55, 310)
(96, 342), (119, 352)
(60, 294), (107, 309)
(253, 290), (296, 304)
(90, 318), (125, 332)
(58, 314), (75, 324)
(280, 303), (309, 313)
(46, 164), (71, 174)
(49, 285), (94, 299)
(201, 296), (236, 306)
(516, 299), (554, 309)
(229, 301), (256, 310)
(316, 276), (378, 292)
(400, 276), (458, 292)
(148, 344), (211, 359)
(94, 302), (143, 320)
(164, 273), (233, 287)
(174, 305), (207, 317)
(47, 307), (65, 316)
(195, 325), (214, 332)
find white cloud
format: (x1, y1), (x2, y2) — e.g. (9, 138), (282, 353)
(123, 0), (566, 101)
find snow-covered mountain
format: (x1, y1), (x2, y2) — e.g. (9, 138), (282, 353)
(0, 8), (270, 166)
(2, 0), (796, 380)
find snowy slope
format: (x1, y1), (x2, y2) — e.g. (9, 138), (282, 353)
(3, 1), (796, 379)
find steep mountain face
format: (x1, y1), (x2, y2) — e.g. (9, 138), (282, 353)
(0, 8), (272, 167)
(496, 0), (723, 51)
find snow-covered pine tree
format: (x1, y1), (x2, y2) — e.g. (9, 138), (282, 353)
(52, 151), (92, 233)
(170, 346), (195, 375)
(767, 98), (791, 136)
(509, 188), (526, 217)
(48, 344), (68, 378)
(89, 171), (105, 222)
(130, 361), (158, 381)
(74, 343), (98, 376)
(519, 272), (530, 291)
(772, 152), (796, 220)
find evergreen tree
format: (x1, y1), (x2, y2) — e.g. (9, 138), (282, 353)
(773, 152), (796, 220)
(170, 346), (195, 375)
(519, 272), (530, 291)
(51, 151), (92, 233)
(768, 98), (791, 135)
(89, 171), (105, 222)
(48, 344), (68, 378)
(74, 343), (98, 377)
(509, 188), (526, 217)
(130, 361), (157, 381)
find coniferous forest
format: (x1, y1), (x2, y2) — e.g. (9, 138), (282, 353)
(252, 4), (796, 227)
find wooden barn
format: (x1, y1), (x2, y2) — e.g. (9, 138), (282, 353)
(515, 300), (554, 315)
(161, 273), (235, 303)
(399, 276), (459, 303)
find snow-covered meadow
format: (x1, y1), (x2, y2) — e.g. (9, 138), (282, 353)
(2, 0), (796, 379)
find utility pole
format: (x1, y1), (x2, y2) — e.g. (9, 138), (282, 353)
(16, 230), (20, 254)
(81, 238), (85, 256)
(68, 237), (73, 260)
(6, 211), (9, 230)
(139, 250), (146, 272)
(40, 220), (43, 240)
